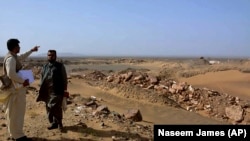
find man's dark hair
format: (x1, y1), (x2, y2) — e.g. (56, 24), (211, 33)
(48, 50), (57, 57)
(48, 50), (57, 54)
(7, 38), (20, 51)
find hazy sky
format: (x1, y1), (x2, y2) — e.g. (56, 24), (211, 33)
(0, 0), (249, 58)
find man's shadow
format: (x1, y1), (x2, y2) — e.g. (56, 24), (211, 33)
(62, 124), (150, 140)
(30, 137), (95, 141)
(29, 123), (152, 141)
(30, 124), (151, 141)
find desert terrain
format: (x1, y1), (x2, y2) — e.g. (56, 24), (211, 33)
(0, 56), (250, 141)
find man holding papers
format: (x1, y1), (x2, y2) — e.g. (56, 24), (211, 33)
(3, 38), (39, 141)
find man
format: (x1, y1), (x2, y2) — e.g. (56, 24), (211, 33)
(3, 38), (39, 141)
(37, 50), (68, 132)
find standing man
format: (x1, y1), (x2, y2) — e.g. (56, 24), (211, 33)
(3, 38), (39, 141)
(37, 50), (68, 132)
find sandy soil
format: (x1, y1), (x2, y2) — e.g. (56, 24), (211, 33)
(0, 57), (249, 141)
(179, 70), (250, 100)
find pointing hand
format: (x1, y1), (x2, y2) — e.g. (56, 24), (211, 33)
(31, 46), (40, 52)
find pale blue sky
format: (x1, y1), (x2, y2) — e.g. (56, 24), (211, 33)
(0, 0), (249, 58)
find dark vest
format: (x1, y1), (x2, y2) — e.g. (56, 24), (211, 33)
(42, 61), (64, 95)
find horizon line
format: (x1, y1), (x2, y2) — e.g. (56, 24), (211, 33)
(0, 54), (249, 59)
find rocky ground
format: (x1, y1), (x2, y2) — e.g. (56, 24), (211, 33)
(72, 68), (250, 125)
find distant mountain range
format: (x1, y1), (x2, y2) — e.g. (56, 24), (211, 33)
(35, 52), (86, 57)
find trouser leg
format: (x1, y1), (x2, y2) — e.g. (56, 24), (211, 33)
(6, 88), (26, 139)
(46, 104), (54, 124)
(47, 95), (63, 125)
(54, 105), (63, 125)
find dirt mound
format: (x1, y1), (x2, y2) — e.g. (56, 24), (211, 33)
(82, 69), (250, 125)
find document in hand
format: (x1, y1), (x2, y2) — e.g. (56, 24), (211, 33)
(17, 70), (35, 84)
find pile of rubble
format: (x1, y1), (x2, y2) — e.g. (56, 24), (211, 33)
(71, 70), (250, 125)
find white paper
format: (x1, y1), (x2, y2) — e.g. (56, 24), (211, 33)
(17, 70), (35, 84)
